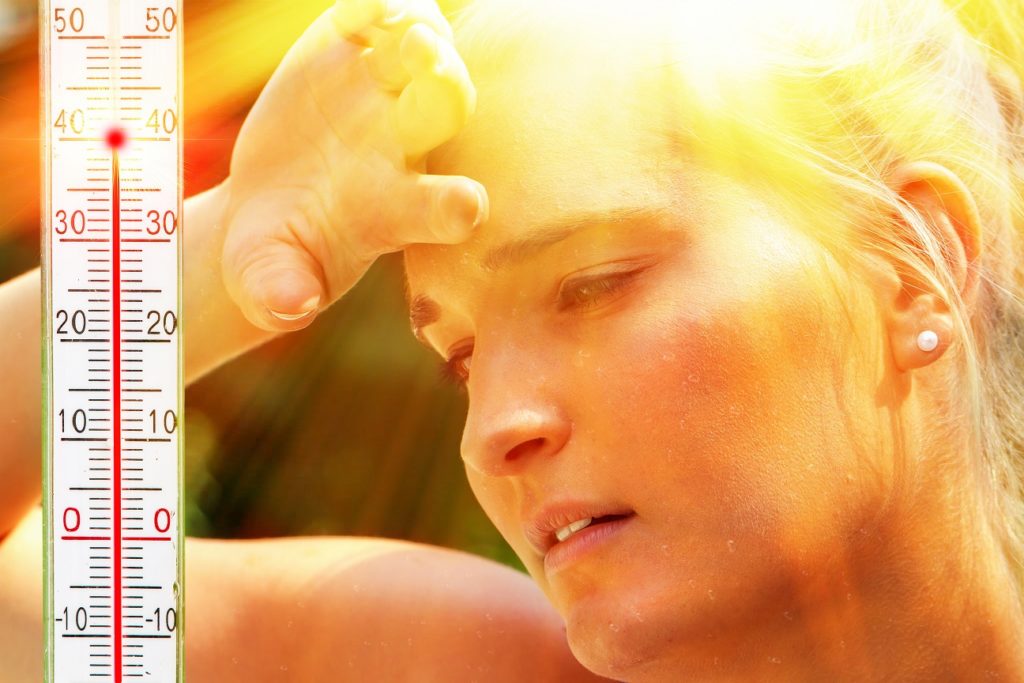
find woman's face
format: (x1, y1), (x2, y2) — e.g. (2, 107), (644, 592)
(403, 33), (896, 679)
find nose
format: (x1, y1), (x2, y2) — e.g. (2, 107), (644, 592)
(460, 357), (572, 478)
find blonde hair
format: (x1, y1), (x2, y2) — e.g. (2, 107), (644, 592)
(440, 0), (1024, 594)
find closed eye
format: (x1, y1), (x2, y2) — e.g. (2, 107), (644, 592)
(438, 348), (472, 391)
(436, 268), (647, 390)
(434, 266), (647, 387)
(556, 267), (645, 312)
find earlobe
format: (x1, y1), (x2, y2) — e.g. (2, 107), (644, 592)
(887, 292), (954, 372)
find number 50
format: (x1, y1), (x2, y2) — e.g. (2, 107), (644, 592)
(145, 7), (177, 32)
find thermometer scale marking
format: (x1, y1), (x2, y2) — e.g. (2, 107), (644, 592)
(42, 2), (184, 681)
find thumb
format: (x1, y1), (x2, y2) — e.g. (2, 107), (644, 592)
(376, 173), (489, 250)
(222, 204), (327, 332)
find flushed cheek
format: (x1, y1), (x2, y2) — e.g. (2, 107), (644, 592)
(592, 306), (781, 519)
(580, 262), (862, 567)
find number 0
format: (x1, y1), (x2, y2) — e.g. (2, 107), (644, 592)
(63, 507), (81, 533)
(154, 508), (171, 533)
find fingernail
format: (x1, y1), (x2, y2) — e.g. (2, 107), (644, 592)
(269, 294), (320, 322)
(441, 181), (488, 240)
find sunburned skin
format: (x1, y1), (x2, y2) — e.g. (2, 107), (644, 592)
(220, 0), (488, 331)
(403, 2), (1024, 680)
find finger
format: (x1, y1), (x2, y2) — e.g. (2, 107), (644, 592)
(380, 0), (452, 41)
(331, 0), (387, 41)
(395, 26), (475, 158)
(359, 0), (453, 90)
(222, 210), (327, 332)
(362, 173), (489, 255)
(400, 22), (441, 77)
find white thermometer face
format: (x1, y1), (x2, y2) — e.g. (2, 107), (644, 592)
(41, 2), (183, 681)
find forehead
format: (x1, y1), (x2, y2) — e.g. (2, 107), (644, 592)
(434, 2), (687, 211)
(405, 23), (687, 303)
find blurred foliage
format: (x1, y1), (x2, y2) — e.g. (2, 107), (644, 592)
(0, 0), (521, 571)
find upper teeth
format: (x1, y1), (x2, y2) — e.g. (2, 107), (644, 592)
(555, 517), (593, 543)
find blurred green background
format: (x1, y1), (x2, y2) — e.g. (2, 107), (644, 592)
(0, 0), (520, 569)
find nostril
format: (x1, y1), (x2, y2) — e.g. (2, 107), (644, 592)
(505, 437), (546, 462)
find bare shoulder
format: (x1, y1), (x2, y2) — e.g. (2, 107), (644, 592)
(0, 514), (604, 681)
(187, 535), (608, 681)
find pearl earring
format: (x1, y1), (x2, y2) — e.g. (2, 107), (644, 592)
(916, 330), (939, 352)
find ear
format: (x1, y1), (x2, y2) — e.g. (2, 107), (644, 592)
(877, 161), (984, 373)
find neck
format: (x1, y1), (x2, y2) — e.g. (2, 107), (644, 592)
(640, 518), (1024, 682)
(786, 502), (1024, 682)
(640, 464), (1024, 682)
(627, 371), (1024, 682)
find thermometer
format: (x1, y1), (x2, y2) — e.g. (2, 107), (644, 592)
(41, 1), (183, 680)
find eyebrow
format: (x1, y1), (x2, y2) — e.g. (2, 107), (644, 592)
(407, 206), (670, 343)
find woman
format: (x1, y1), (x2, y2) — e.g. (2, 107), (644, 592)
(402, 0), (1024, 678)
(4, 0), (1024, 679)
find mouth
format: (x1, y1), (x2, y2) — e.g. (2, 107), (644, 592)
(525, 503), (637, 557)
(542, 512), (637, 575)
(554, 513), (633, 543)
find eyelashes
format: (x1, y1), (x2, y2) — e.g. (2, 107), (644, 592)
(436, 268), (644, 390)
(437, 350), (471, 390)
(556, 269), (639, 311)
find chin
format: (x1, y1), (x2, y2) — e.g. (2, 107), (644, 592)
(557, 573), (758, 682)
(560, 589), (681, 682)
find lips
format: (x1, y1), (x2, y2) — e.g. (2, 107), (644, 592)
(525, 501), (635, 557)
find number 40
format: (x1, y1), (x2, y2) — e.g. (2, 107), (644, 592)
(146, 109), (177, 135)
